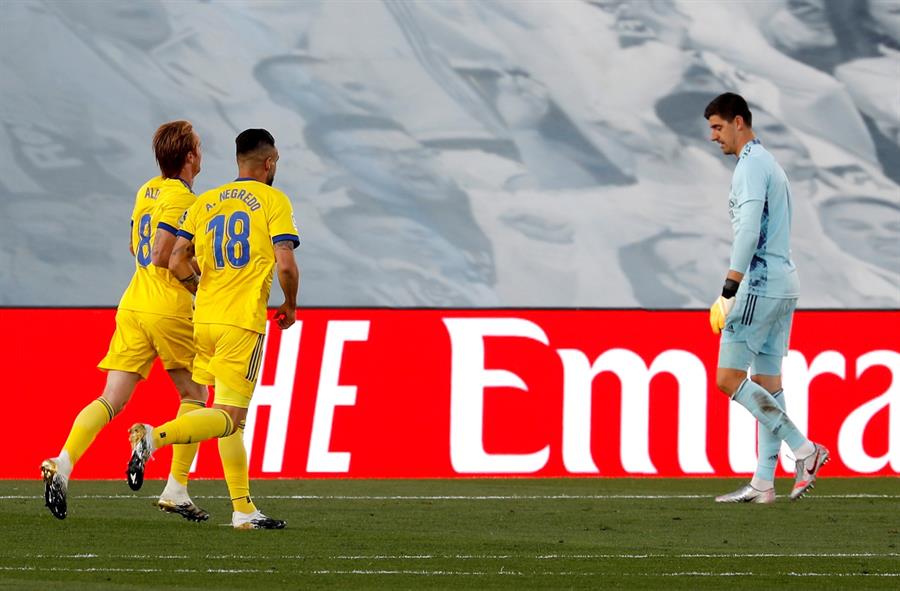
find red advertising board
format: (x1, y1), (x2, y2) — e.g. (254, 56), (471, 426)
(1, 308), (897, 479)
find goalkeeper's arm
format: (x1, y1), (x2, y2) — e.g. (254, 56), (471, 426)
(710, 198), (764, 333)
(729, 197), (764, 277)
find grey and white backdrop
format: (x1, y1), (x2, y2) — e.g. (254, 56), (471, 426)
(0, 0), (897, 307)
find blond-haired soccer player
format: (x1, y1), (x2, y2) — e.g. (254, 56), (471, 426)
(127, 128), (299, 530)
(41, 121), (210, 521)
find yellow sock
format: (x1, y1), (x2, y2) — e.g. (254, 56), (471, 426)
(62, 398), (114, 466)
(219, 423), (256, 514)
(152, 408), (232, 449)
(168, 400), (206, 486)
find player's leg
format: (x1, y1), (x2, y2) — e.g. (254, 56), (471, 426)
(718, 297), (828, 500)
(157, 368), (210, 521)
(749, 369), (785, 494)
(211, 400), (261, 526)
(204, 328), (283, 529)
(128, 325), (283, 528)
(128, 324), (258, 456)
(62, 370), (143, 466)
(125, 322), (228, 491)
(128, 324), (284, 528)
(41, 370), (142, 519)
(164, 370), (208, 486)
(714, 292), (774, 503)
(151, 314), (212, 520)
(718, 355), (812, 453)
(713, 365), (779, 503)
(42, 310), (153, 519)
(763, 299), (828, 499)
(213, 398), (283, 530)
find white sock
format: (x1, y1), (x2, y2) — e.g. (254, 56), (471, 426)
(56, 450), (73, 479)
(160, 474), (190, 501)
(750, 477), (773, 490)
(794, 441), (816, 459)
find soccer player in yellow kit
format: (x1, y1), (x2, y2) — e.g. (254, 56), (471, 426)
(41, 121), (211, 521)
(127, 128), (300, 530)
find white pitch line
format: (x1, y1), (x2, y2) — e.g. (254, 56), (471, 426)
(535, 553), (900, 560)
(18, 552), (900, 561)
(655, 572), (900, 578)
(203, 493), (900, 500)
(1, 566), (897, 577)
(3, 493), (899, 500)
(784, 573), (900, 577)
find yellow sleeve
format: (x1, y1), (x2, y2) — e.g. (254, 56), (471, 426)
(129, 189), (144, 248)
(177, 199), (200, 242)
(156, 191), (195, 237)
(130, 188), (143, 226)
(267, 190), (300, 248)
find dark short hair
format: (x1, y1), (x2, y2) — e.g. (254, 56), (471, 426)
(153, 120), (196, 178)
(704, 92), (752, 127)
(236, 128), (275, 158)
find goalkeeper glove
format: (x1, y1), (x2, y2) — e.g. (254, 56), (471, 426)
(709, 295), (734, 334)
(709, 278), (740, 335)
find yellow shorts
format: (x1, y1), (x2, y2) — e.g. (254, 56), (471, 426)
(192, 323), (265, 408)
(98, 309), (194, 379)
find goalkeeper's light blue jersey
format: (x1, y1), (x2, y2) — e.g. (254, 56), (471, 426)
(728, 139), (800, 298)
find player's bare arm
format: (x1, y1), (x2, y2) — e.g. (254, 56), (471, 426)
(726, 270), (743, 283)
(150, 227), (178, 268)
(273, 240), (299, 330)
(169, 237), (199, 294)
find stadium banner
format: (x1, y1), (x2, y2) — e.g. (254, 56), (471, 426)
(2, 308), (897, 479)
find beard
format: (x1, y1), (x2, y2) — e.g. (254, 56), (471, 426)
(266, 170), (276, 186)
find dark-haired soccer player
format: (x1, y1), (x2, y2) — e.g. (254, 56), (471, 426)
(705, 93), (828, 503)
(126, 129), (299, 529)
(41, 121), (210, 520)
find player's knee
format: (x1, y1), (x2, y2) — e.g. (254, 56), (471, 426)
(221, 413), (241, 437)
(716, 370), (743, 396)
(99, 390), (131, 415)
(179, 383), (209, 404)
(101, 396), (126, 416)
(715, 378), (732, 395)
(215, 406), (247, 436)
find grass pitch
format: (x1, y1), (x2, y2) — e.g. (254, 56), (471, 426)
(1, 478), (897, 590)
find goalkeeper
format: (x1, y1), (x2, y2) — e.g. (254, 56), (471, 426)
(704, 93), (828, 503)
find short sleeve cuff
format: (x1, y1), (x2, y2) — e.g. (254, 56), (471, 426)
(157, 221), (178, 236)
(176, 229), (195, 241)
(272, 233), (300, 249)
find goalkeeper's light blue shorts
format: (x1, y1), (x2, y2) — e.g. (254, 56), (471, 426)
(718, 293), (797, 376)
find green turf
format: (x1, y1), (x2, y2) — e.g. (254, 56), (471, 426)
(0, 478), (897, 590)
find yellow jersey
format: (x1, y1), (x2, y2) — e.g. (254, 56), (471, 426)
(178, 178), (299, 334)
(118, 176), (196, 318)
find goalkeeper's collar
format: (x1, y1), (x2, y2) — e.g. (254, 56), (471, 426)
(739, 138), (761, 161)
